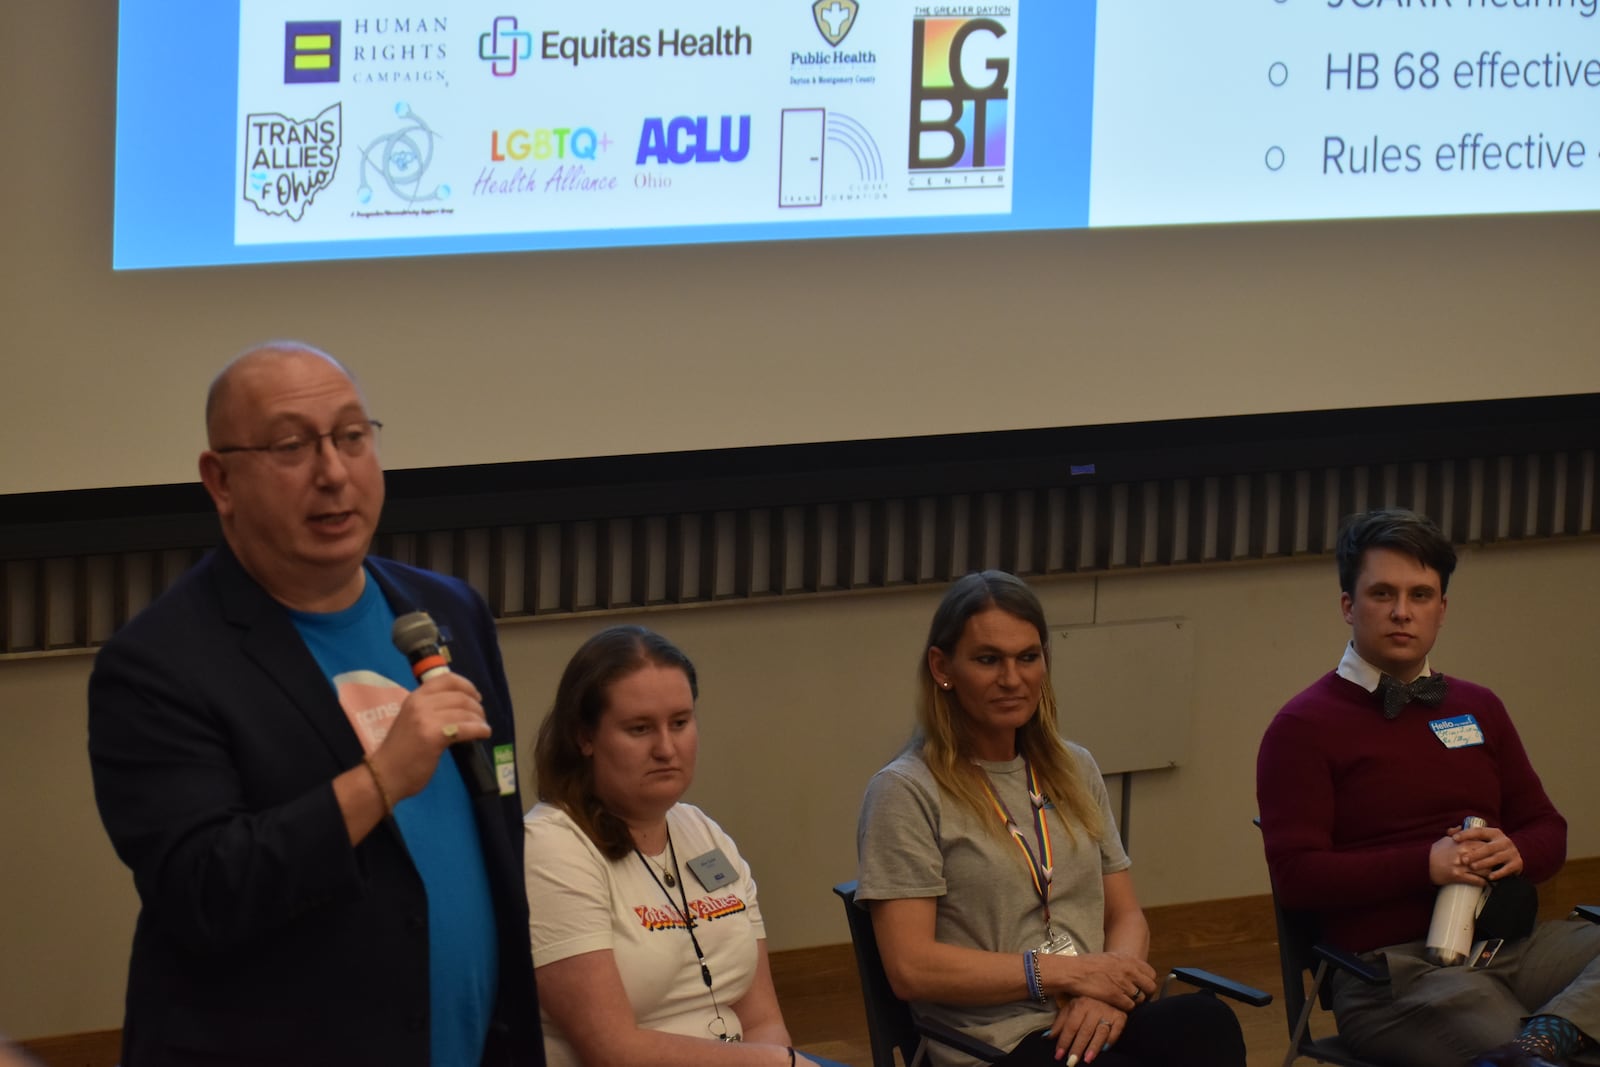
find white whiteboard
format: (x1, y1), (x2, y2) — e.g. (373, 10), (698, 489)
(1051, 618), (1194, 776)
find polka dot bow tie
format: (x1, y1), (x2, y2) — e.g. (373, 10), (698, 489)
(1377, 673), (1448, 719)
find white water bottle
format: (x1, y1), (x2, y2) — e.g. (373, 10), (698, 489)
(1425, 816), (1489, 966)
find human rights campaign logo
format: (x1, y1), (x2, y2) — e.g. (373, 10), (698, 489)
(285, 21), (341, 84)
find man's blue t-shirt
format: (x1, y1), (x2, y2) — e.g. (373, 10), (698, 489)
(292, 573), (498, 1066)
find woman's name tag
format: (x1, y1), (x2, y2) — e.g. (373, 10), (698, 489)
(687, 848), (739, 891)
(1038, 930), (1079, 956)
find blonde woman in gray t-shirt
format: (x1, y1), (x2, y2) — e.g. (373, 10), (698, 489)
(856, 571), (1246, 1067)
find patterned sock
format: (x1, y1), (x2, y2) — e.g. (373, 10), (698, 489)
(1513, 1015), (1592, 1061)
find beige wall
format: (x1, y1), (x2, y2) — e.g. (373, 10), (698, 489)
(8, 5), (1600, 495)
(3, 537), (1595, 1040)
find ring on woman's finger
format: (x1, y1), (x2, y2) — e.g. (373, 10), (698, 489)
(442, 723), (459, 739)
(1096, 1019), (1111, 1028)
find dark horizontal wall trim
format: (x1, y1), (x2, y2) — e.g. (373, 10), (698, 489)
(4, 393), (1596, 560)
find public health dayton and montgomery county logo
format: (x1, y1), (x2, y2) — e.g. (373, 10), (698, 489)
(813, 0), (858, 47)
(285, 21), (341, 84)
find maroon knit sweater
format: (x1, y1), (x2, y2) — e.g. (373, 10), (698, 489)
(1257, 671), (1565, 953)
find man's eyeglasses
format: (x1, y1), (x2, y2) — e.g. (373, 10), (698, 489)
(214, 420), (383, 467)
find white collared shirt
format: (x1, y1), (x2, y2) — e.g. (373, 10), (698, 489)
(1335, 641), (1432, 692)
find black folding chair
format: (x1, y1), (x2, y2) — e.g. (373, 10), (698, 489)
(832, 881), (1005, 1067)
(832, 880), (1272, 1067)
(1260, 869), (1389, 1067)
(1254, 815), (1391, 1067)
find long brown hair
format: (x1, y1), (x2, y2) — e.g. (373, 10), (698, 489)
(533, 625), (699, 859)
(915, 571), (1103, 843)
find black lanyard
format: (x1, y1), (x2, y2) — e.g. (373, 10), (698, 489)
(634, 829), (736, 1041)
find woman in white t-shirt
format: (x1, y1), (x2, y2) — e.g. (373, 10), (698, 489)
(524, 625), (851, 1067)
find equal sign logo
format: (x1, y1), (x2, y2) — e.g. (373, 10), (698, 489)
(284, 21), (341, 84)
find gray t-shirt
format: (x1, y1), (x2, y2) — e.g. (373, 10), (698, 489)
(855, 743), (1130, 1066)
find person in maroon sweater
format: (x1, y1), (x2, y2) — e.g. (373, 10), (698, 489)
(1258, 508), (1600, 1067)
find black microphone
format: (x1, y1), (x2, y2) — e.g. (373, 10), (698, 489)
(391, 611), (500, 797)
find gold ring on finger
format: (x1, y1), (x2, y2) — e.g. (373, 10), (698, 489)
(442, 723), (459, 739)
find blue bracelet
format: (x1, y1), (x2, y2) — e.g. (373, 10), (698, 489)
(1023, 949), (1046, 1002)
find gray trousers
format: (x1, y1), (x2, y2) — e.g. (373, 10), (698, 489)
(1328, 917), (1600, 1067)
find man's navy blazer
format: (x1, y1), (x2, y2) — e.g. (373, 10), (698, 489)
(88, 544), (544, 1066)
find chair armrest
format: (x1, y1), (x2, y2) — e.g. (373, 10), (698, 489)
(1165, 967), (1273, 1007)
(1572, 904), (1600, 925)
(919, 1017), (1008, 1062)
(1312, 943), (1389, 985)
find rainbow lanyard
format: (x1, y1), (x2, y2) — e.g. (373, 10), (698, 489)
(976, 756), (1056, 933)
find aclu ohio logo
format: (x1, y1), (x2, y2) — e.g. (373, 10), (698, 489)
(243, 103), (342, 221)
(635, 116), (750, 164)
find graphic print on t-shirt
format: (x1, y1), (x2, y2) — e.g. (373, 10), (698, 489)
(634, 893), (748, 932)
(333, 668), (408, 754)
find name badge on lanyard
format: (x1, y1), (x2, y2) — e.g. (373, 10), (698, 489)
(1038, 929), (1079, 956)
(1430, 714), (1484, 749)
(687, 848), (740, 892)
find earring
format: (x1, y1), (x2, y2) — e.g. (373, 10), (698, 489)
(940, 681), (952, 690)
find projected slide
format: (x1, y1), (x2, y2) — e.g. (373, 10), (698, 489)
(114, 0), (1600, 269)
(1090, 0), (1600, 225)
(117, 1), (1057, 268)
(233, 5), (1017, 246)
